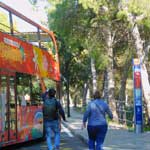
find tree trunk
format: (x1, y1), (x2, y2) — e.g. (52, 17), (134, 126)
(141, 64), (150, 123)
(91, 58), (97, 93)
(105, 28), (118, 121)
(103, 70), (108, 101)
(118, 55), (132, 123)
(66, 78), (70, 117)
(82, 82), (89, 107)
(118, 74), (126, 124)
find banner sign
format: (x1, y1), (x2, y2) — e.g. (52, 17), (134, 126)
(0, 31), (60, 81)
(133, 59), (143, 125)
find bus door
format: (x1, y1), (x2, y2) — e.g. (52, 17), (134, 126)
(0, 71), (17, 144)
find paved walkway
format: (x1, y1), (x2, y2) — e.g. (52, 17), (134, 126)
(63, 107), (150, 150)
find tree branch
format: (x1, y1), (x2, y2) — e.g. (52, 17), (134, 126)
(135, 14), (146, 22)
(142, 44), (150, 63)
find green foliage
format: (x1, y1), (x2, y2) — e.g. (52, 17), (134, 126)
(47, 1), (93, 87)
(148, 51), (150, 61)
(144, 126), (150, 132)
(128, 0), (150, 16)
(117, 10), (127, 21)
(29, 0), (150, 128)
(79, 0), (102, 14)
(90, 49), (108, 71)
(125, 106), (134, 127)
(142, 18), (150, 29)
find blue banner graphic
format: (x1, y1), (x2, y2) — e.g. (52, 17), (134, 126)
(133, 59), (143, 125)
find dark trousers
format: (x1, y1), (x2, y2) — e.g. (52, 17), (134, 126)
(87, 124), (108, 150)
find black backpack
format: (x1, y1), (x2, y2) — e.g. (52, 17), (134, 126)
(43, 98), (58, 120)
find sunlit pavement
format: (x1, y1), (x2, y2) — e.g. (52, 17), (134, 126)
(7, 124), (88, 150)
(63, 107), (150, 150)
(4, 107), (150, 150)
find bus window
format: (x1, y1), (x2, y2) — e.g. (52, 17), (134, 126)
(31, 76), (42, 105)
(16, 73), (42, 106)
(16, 73), (31, 106)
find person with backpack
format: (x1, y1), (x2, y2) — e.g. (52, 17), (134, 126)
(82, 90), (113, 150)
(42, 88), (66, 150)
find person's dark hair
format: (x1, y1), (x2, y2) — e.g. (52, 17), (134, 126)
(93, 91), (101, 99)
(48, 88), (56, 97)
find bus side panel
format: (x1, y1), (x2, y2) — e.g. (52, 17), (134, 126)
(17, 105), (43, 142)
(0, 93), (8, 143)
(0, 94), (2, 143)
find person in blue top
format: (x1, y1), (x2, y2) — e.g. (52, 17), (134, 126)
(42, 88), (66, 150)
(82, 90), (113, 150)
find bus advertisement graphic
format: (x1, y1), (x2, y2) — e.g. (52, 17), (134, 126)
(0, 31), (60, 81)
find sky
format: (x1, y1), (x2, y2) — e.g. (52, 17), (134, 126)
(0, 0), (48, 31)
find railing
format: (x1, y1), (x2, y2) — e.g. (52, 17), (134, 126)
(0, 2), (57, 51)
(115, 99), (147, 129)
(115, 100), (134, 127)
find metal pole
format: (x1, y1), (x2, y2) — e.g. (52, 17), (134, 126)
(9, 11), (13, 34)
(66, 80), (70, 117)
(37, 27), (41, 48)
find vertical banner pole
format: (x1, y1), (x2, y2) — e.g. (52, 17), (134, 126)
(133, 58), (143, 133)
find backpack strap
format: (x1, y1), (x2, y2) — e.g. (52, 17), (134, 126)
(53, 98), (58, 109)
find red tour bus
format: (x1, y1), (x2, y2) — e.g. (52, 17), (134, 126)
(0, 2), (60, 148)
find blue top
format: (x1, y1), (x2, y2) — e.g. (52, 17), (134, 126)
(83, 99), (113, 126)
